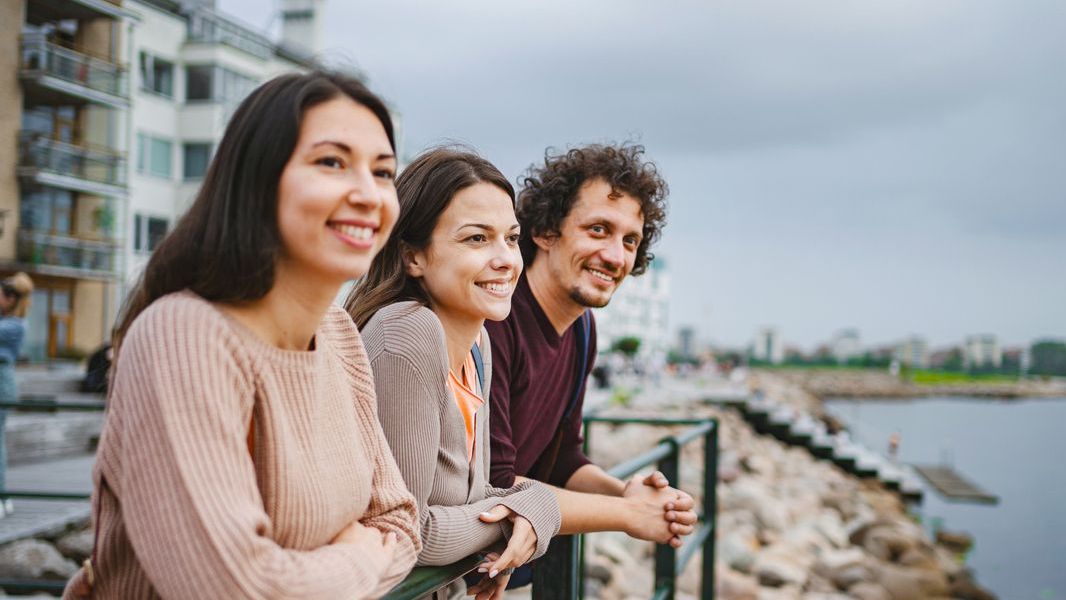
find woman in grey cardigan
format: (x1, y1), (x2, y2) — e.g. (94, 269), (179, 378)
(347, 148), (561, 599)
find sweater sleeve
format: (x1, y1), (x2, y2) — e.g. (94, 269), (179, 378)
(372, 350), (559, 566)
(110, 301), (403, 599)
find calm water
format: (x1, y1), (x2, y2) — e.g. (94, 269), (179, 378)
(825, 396), (1066, 600)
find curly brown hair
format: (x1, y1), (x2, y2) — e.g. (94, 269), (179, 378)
(517, 143), (668, 276)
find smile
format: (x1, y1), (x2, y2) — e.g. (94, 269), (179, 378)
(476, 281), (512, 296)
(328, 221), (377, 248)
(585, 267), (616, 283)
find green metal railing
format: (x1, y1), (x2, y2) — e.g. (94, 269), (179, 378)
(0, 401), (718, 599)
(383, 415), (719, 600)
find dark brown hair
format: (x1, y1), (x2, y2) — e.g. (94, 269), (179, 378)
(345, 147), (514, 328)
(517, 143), (668, 275)
(114, 70), (394, 353)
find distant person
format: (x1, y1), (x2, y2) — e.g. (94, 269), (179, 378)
(0, 272), (34, 517)
(347, 148), (562, 597)
(64, 71), (420, 599)
(486, 144), (696, 586)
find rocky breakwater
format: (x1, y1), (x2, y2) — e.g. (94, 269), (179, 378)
(759, 368), (1066, 399)
(0, 524), (91, 595)
(580, 394), (995, 599)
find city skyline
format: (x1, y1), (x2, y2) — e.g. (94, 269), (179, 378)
(219, 0), (1063, 349)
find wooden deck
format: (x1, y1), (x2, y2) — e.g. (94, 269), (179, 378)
(913, 464), (998, 504)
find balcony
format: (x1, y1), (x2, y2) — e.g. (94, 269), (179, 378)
(25, 0), (133, 25)
(18, 133), (127, 198)
(185, 8), (274, 60)
(20, 35), (129, 109)
(17, 231), (119, 281)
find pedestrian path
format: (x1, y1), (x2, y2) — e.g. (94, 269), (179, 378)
(0, 454), (93, 545)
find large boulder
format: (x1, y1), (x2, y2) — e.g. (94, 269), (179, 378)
(0, 539), (79, 580)
(751, 549), (808, 588)
(813, 548), (869, 589)
(874, 562), (951, 599)
(847, 582), (893, 600)
(718, 530), (760, 573)
(861, 524), (917, 562)
(715, 566), (759, 600)
(56, 527), (95, 562)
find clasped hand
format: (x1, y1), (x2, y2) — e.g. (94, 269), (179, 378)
(623, 471), (697, 548)
(465, 505), (538, 600)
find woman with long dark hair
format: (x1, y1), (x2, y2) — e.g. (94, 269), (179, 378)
(63, 71), (420, 599)
(346, 148), (560, 599)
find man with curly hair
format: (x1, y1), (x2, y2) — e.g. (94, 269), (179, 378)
(485, 144), (696, 580)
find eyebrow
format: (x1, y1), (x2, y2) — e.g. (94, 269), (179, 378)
(457, 223), (521, 232)
(310, 140), (396, 161)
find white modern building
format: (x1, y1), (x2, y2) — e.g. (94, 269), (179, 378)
(593, 258), (670, 362)
(831, 328), (861, 364)
(964, 334), (1002, 370)
(123, 0), (327, 289)
(751, 326), (783, 364)
(896, 335), (930, 369)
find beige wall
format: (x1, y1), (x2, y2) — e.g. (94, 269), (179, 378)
(0, 1), (25, 262)
(73, 280), (109, 354)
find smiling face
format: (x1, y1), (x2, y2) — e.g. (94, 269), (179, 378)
(534, 178), (644, 308)
(406, 182), (522, 327)
(275, 96), (399, 287)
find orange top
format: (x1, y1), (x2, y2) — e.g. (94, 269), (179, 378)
(447, 347), (485, 461)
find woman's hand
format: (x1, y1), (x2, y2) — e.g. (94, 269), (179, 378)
(330, 520), (398, 557)
(465, 552), (510, 600)
(473, 505), (539, 590)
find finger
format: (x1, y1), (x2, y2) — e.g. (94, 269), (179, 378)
(477, 552), (501, 574)
(670, 521), (695, 536)
(673, 493), (695, 511)
(490, 575), (510, 600)
(491, 521), (535, 576)
(479, 504), (513, 524)
(643, 470), (670, 488)
(666, 509), (699, 526)
(669, 535), (684, 549)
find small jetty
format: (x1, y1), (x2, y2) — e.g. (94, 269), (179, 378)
(913, 465), (999, 504)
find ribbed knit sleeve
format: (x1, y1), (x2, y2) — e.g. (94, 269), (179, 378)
(100, 296), (412, 599)
(364, 303), (560, 567)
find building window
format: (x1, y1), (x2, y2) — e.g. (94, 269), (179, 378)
(137, 133), (173, 178)
(133, 214), (169, 253)
(183, 143), (211, 180)
(185, 64), (256, 103)
(186, 64), (214, 101)
(139, 52), (174, 98)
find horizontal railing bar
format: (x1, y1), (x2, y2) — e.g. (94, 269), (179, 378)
(382, 554), (484, 600)
(0, 579), (67, 593)
(0, 491), (91, 500)
(585, 415), (709, 426)
(675, 522), (714, 574)
(667, 421), (716, 447)
(0, 401), (106, 411)
(607, 442), (673, 480)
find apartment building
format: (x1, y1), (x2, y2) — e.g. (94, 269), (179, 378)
(3, 0), (134, 361)
(123, 0), (323, 289)
(593, 258), (670, 361)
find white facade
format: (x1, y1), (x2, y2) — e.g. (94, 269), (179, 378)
(831, 328), (861, 364)
(593, 258), (670, 361)
(123, 0), (323, 289)
(896, 336), (930, 369)
(752, 327), (784, 364)
(964, 334), (1002, 369)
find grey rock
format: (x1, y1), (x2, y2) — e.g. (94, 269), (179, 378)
(56, 528), (94, 562)
(0, 539), (79, 580)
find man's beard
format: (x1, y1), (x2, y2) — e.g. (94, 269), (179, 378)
(569, 285), (612, 309)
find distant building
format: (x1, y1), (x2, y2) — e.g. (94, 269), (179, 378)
(751, 326), (783, 364)
(896, 336), (930, 369)
(676, 326), (695, 360)
(831, 328), (861, 364)
(964, 334), (1002, 369)
(593, 258), (670, 361)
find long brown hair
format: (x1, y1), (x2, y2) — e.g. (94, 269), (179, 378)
(345, 147), (513, 328)
(114, 70), (394, 355)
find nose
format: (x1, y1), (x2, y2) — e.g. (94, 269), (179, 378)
(345, 169), (382, 210)
(598, 236), (626, 270)
(489, 238), (521, 273)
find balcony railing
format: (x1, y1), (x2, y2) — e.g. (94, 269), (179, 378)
(19, 133), (127, 192)
(17, 231), (119, 279)
(20, 34), (129, 106)
(185, 8), (274, 60)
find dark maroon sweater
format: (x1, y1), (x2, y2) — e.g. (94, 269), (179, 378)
(485, 274), (597, 488)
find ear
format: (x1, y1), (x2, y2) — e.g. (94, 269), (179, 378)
(402, 244), (426, 278)
(532, 231), (558, 252)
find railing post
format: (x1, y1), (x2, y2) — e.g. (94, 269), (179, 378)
(532, 534), (581, 599)
(702, 419), (718, 600)
(654, 438), (680, 600)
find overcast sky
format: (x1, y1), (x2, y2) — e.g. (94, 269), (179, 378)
(223, 0), (1066, 350)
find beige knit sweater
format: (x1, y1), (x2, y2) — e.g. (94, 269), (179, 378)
(63, 291), (420, 599)
(361, 302), (561, 567)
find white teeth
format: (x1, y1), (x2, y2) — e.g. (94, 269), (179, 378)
(587, 269), (614, 282)
(477, 282), (511, 294)
(332, 224), (374, 240)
